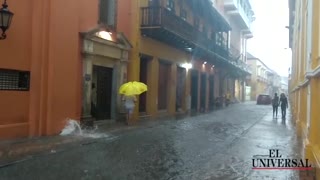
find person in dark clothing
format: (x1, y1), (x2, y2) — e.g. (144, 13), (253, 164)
(272, 93), (279, 118)
(280, 93), (288, 119)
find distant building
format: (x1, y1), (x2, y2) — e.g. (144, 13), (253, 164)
(280, 76), (288, 95)
(246, 53), (281, 100)
(223, 0), (255, 102)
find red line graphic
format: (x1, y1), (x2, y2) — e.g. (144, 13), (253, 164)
(252, 167), (313, 170)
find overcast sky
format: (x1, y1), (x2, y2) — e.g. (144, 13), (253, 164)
(247, 0), (291, 77)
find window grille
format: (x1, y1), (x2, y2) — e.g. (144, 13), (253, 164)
(0, 69), (30, 91)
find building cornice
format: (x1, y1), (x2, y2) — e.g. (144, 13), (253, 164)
(306, 65), (320, 79)
(290, 65), (320, 93)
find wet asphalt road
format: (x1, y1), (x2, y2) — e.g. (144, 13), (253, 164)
(0, 102), (304, 180)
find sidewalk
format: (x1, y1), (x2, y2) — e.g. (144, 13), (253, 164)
(0, 111), (193, 167)
(0, 120), (133, 167)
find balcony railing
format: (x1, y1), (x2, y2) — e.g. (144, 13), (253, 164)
(140, 7), (229, 59)
(237, 0), (254, 23)
(228, 45), (251, 74)
(224, 0), (254, 31)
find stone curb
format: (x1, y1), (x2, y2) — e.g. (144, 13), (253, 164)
(0, 136), (91, 167)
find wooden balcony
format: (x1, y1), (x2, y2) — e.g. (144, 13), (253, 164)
(140, 7), (229, 64)
(229, 45), (251, 75)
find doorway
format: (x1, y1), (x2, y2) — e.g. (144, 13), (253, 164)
(91, 65), (113, 120)
(200, 73), (206, 112)
(176, 66), (186, 112)
(191, 70), (199, 111)
(158, 61), (170, 110)
(209, 75), (214, 110)
(139, 57), (150, 112)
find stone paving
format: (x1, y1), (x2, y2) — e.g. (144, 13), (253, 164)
(0, 102), (315, 180)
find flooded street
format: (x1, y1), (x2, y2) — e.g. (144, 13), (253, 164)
(0, 102), (305, 180)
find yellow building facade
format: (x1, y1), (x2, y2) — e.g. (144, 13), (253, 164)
(289, 0), (320, 177)
(117, 0), (251, 123)
(247, 54), (273, 100)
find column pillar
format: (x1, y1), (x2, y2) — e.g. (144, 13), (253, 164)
(146, 57), (159, 118)
(308, 78), (320, 145)
(116, 51), (129, 120)
(197, 71), (201, 112)
(127, 0), (141, 124)
(311, 0), (319, 69)
(184, 68), (191, 113)
(205, 73), (209, 111)
(168, 64), (177, 115)
(81, 55), (93, 119)
(29, 0), (51, 136)
(242, 79), (246, 102)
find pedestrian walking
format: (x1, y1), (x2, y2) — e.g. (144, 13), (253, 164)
(122, 95), (137, 125)
(119, 81), (148, 125)
(272, 93), (279, 118)
(279, 93), (288, 119)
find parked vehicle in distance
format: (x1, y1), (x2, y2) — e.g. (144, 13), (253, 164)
(257, 94), (272, 105)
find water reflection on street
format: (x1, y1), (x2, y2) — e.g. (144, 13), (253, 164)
(0, 102), (307, 180)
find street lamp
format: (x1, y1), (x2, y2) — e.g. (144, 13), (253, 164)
(0, 0), (14, 40)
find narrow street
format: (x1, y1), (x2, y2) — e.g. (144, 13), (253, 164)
(0, 102), (303, 180)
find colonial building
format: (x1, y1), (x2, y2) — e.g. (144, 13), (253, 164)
(117, 0), (251, 122)
(0, 0), (255, 139)
(280, 76), (288, 94)
(223, 0), (255, 102)
(247, 53), (281, 100)
(0, 0), (131, 139)
(288, 0), (320, 178)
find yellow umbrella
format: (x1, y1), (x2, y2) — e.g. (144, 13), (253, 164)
(119, 81), (148, 96)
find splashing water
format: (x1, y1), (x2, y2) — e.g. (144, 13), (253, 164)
(60, 119), (82, 136)
(60, 119), (110, 139)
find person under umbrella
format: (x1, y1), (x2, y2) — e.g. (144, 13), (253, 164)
(119, 81), (148, 125)
(122, 95), (137, 125)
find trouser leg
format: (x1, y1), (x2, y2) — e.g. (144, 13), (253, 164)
(273, 106), (275, 116)
(281, 107), (285, 118)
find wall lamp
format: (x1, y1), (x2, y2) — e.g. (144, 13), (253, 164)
(181, 63), (192, 69)
(0, 0), (14, 40)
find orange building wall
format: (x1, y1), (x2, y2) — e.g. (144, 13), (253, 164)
(117, 0), (134, 40)
(0, 0), (32, 139)
(0, 0), (100, 139)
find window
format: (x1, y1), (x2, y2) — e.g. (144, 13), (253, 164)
(0, 69), (30, 91)
(180, 9), (187, 20)
(99, 0), (116, 29)
(166, 0), (175, 11)
(216, 32), (223, 46)
(222, 32), (227, 47)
